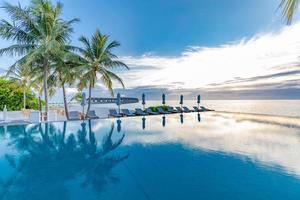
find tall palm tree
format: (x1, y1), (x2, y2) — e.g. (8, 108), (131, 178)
(279, 0), (299, 24)
(0, 0), (79, 120)
(5, 64), (31, 109)
(78, 30), (129, 115)
(48, 52), (82, 120)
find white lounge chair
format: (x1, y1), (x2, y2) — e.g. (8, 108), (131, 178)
(182, 106), (193, 113)
(167, 106), (178, 113)
(157, 107), (171, 114)
(200, 106), (214, 111)
(175, 107), (183, 113)
(135, 108), (148, 116)
(121, 109), (135, 117)
(193, 106), (204, 112)
(69, 111), (80, 120)
(87, 110), (99, 119)
(109, 109), (122, 118)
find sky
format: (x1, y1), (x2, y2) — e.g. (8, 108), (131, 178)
(0, 0), (300, 100)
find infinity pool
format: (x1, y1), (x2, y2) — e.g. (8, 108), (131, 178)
(0, 112), (300, 200)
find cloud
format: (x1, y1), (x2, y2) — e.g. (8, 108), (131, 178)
(117, 21), (300, 99)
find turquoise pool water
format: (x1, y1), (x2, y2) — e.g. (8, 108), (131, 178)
(0, 112), (300, 199)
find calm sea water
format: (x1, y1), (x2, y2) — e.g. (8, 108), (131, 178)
(0, 112), (300, 199)
(68, 100), (300, 118)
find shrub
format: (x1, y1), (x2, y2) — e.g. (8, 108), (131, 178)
(148, 105), (169, 112)
(0, 78), (41, 111)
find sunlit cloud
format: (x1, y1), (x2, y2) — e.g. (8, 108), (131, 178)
(120, 21), (300, 94)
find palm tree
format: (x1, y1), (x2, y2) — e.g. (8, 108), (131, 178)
(0, 0), (79, 120)
(279, 0), (299, 24)
(78, 30), (129, 115)
(5, 64), (31, 109)
(48, 52), (82, 120)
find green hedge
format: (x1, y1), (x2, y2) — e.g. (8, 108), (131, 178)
(0, 78), (40, 111)
(148, 105), (169, 112)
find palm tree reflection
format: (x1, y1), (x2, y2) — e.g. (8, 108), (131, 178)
(0, 120), (128, 200)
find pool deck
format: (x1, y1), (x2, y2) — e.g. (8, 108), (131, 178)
(0, 108), (214, 126)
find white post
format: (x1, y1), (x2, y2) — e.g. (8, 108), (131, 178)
(3, 105), (7, 122)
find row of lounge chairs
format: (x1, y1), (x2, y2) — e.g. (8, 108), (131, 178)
(109, 106), (212, 118)
(68, 110), (100, 121)
(67, 106), (213, 120)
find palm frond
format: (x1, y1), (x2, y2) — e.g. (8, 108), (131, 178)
(279, 0), (299, 24)
(0, 44), (35, 57)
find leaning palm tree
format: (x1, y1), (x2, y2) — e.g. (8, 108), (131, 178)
(279, 0), (299, 24)
(48, 52), (82, 120)
(0, 0), (79, 120)
(78, 30), (129, 115)
(6, 64), (31, 109)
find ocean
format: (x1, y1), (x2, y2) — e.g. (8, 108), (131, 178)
(68, 100), (300, 118)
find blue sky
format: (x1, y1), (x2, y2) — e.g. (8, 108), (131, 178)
(0, 0), (300, 100)
(60, 0), (284, 55)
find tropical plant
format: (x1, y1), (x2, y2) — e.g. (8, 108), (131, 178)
(279, 0), (299, 24)
(78, 30), (129, 116)
(0, 0), (79, 120)
(5, 63), (31, 109)
(0, 78), (40, 110)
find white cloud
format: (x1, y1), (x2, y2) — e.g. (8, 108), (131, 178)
(120, 21), (300, 90)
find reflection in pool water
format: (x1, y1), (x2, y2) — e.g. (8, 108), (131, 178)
(0, 121), (128, 200)
(0, 112), (300, 199)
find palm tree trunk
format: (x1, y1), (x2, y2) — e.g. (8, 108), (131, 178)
(38, 94), (42, 121)
(86, 83), (92, 116)
(43, 60), (49, 121)
(22, 85), (26, 110)
(38, 95), (42, 112)
(62, 83), (69, 120)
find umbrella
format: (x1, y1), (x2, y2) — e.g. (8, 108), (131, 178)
(197, 95), (201, 108)
(179, 95), (183, 107)
(81, 92), (86, 116)
(162, 115), (166, 127)
(117, 119), (122, 132)
(162, 94), (166, 105)
(142, 93), (146, 110)
(116, 93), (121, 114)
(142, 117), (146, 130)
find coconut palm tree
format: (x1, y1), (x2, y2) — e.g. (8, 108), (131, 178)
(0, 0), (79, 120)
(48, 52), (82, 120)
(5, 64), (31, 109)
(78, 30), (129, 115)
(279, 0), (299, 24)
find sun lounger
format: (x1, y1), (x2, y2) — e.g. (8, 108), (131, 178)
(193, 106), (204, 112)
(121, 109), (135, 116)
(157, 107), (171, 114)
(145, 108), (158, 115)
(176, 107), (183, 113)
(87, 110), (100, 119)
(200, 106), (215, 111)
(167, 106), (178, 113)
(135, 108), (148, 116)
(109, 109), (122, 118)
(182, 106), (193, 113)
(69, 111), (80, 120)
